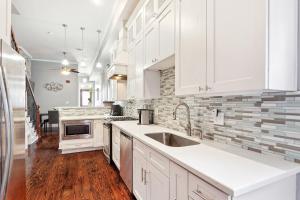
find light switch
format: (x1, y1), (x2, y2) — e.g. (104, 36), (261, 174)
(214, 112), (225, 126)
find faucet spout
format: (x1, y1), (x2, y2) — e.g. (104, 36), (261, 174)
(173, 102), (192, 136)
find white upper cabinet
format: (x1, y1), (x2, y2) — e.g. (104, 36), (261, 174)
(127, 47), (136, 99)
(175, 0), (298, 96)
(135, 9), (144, 38)
(145, 0), (175, 70)
(128, 22), (135, 49)
(157, 0), (175, 61)
(135, 35), (145, 99)
(0, 0), (11, 43)
(145, 22), (159, 68)
(145, 0), (157, 27)
(175, 0), (207, 95)
(206, 0), (298, 93)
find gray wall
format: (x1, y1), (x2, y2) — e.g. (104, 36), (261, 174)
(31, 61), (79, 113)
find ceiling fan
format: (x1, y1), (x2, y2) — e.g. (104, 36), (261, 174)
(48, 52), (80, 75)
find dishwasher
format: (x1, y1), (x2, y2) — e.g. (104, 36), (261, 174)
(120, 131), (133, 192)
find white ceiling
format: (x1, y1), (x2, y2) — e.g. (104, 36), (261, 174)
(12, 0), (118, 74)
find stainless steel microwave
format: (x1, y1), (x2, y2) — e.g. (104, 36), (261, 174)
(63, 120), (93, 140)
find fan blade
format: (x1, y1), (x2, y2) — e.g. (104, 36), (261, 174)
(70, 69), (80, 73)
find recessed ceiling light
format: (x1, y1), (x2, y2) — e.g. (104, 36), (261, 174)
(79, 61), (86, 67)
(96, 62), (102, 68)
(62, 59), (69, 66)
(91, 0), (102, 6)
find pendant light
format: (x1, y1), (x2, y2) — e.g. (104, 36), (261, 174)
(79, 27), (86, 67)
(96, 29), (102, 69)
(61, 24), (69, 66)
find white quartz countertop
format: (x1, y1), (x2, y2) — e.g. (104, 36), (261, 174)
(111, 121), (300, 197)
(59, 115), (107, 121)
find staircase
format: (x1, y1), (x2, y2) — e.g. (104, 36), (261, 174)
(11, 28), (41, 146)
(26, 76), (41, 146)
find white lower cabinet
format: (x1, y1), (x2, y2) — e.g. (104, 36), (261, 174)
(188, 173), (229, 200)
(147, 163), (169, 200)
(133, 139), (169, 200)
(132, 138), (296, 200)
(170, 162), (188, 200)
(112, 125), (121, 169)
(133, 148), (148, 200)
(93, 120), (104, 147)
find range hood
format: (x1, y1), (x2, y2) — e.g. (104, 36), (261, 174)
(106, 63), (127, 80)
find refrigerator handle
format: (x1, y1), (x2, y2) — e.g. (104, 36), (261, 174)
(0, 66), (14, 200)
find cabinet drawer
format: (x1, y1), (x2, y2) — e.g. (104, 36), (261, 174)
(133, 139), (149, 158)
(149, 149), (169, 177)
(188, 173), (229, 200)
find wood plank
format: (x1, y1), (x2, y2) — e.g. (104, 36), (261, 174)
(26, 134), (133, 200)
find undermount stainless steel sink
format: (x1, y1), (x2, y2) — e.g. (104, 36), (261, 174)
(145, 132), (200, 147)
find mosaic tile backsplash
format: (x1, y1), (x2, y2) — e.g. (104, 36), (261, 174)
(123, 67), (300, 163)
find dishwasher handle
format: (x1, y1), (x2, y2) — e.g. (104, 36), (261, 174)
(121, 131), (132, 140)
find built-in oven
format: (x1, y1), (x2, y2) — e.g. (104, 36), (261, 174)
(103, 123), (112, 163)
(63, 120), (93, 140)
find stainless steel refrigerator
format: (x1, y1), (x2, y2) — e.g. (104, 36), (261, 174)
(0, 39), (26, 200)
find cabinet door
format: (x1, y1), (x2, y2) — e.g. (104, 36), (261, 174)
(135, 36), (145, 99)
(175, 0), (207, 95)
(133, 150), (148, 200)
(157, 0), (171, 14)
(158, 0), (175, 61)
(206, 0), (266, 93)
(188, 173), (229, 200)
(145, 22), (159, 68)
(112, 126), (120, 168)
(170, 162), (188, 200)
(147, 164), (169, 200)
(136, 10), (144, 38)
(145, 0), (157, 27)
(128, 22), (135, 49)
(127, 47), (136, 99)
(93, 120), (103, 147)
(0, 0), (11, 43)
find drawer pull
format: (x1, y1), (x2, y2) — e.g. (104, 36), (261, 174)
(193, 189), (210, 200)
(144, 170), (147, 185)
(141, 168), (144, 183)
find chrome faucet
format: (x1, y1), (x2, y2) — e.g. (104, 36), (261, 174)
(173, 102), (192, 136)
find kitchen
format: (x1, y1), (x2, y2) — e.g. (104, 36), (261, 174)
(1, 0), (300, 200)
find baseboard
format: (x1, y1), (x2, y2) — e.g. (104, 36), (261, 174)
(61, 147), (102, 154)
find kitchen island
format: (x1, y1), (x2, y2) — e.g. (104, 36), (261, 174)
(57, 107), (110, 154)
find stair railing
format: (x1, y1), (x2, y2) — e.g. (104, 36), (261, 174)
(25, 76), (41, 138)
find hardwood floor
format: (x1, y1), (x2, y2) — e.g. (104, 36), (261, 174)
(7, 158), (26, 200)
(26, 133), (132, 200)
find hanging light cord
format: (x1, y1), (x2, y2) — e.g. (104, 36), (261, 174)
(81, 27), (85, 59)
